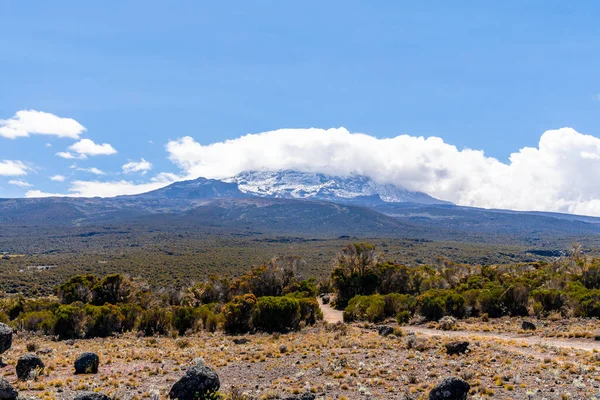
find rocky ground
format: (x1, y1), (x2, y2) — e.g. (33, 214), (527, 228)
(2, 318), (600, 399)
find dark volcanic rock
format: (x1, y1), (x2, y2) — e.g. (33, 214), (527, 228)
(445, 341), (469, 355)
(74, 392), (111, 400)
(74, 352), (99, 374)
(16, 354), (44, 380)
(169, 364), (220, 400)
(521, 321), (536, 331)
(232, 338), (250, 345)
(378, 325), (394, 337)
(429, 377), (470, 400)
(284, 393), (316, 400)
(0, 324), (12, 355)
(0, 377), (17, 400)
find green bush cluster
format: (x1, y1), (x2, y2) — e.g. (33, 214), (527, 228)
(343, 293), (416, 323)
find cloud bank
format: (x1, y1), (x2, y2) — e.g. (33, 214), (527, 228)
(166, 127), (600, 216)
(0, 160), (29, 176)
(0, 110), (85, 139)
(57, 139), (117, 159)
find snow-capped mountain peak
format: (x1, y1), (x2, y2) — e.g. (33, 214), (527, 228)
(225, 170), (449, 205)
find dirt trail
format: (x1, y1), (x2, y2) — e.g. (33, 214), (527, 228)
(317, 297), (344, 323)
(316, 300), (600, 356)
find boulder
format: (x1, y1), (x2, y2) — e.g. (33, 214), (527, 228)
(16, 354), (44, 381)
(74, 352), (99, 374)
(522, 321), (536, 331)
(378, 325), (394, 337)
(169, 364), (220, 400)
(322, 295), (330, 305)
(232, 338), (250, 345)
(74, 392), (111, 400)
(0, 377), (17, 400)
(284, 393), (316, 400)
(429, 377), (470, 400)
(0, 324), (12, 355)
(445, 341), (469, 356)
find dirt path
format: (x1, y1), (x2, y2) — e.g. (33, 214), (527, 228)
(403, 326), (600, 353)
(317, 297), (344, 323)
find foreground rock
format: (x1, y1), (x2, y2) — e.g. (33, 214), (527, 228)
(284, 393), (316, 400)
(522, 321), (536, 331)
(74, 392), (111, 400)
(16, 354), (44, 381)
(74, 352), (99, 374)
(169, 364), (220, 400)
(429, 377), (470, 400)
(0, 377), (17, 400)
(378, 325), (394, 337)
(445, 341), (469, 355)
(0, 324), (12, 361)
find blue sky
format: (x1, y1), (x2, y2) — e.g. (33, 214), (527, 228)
(2, 1), (600, 215)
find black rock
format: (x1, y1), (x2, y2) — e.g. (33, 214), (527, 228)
(74, 392), (111, 400)
(169, 364), (220, 400)
(233, 338), (250, 345)
(445, 341), (469, 355)
(322, 295), (330, 305)
(0, 377), (18, 400)
(16, 353), (44, 381)
(429, 377), (470, 400)
(521, 321), (536, 331)
(0, 324), (12, 355)
(378, 325), (394, 337)
(284, 393), (316, 400)
(74, 352), (99, 374)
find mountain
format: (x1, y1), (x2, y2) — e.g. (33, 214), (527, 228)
(2, 170), (600, 245)
(226, 170), (449, 205)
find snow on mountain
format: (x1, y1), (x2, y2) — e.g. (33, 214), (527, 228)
(225, 170), (449, 205)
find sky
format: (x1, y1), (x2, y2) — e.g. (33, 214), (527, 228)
(2, 1), (600, 215)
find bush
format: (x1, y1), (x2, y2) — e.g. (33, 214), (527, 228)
(444, 292), (466, 318)
(91, 274), (131, 305)
(253, 296), (300, 333)
(138, 307), (171, 336)
(344, 295), (386, 323)
(297, 297), (322, 325)
(17, 311), (55, 334)
(384, 293), (417, 316)
(417, 291), (446, 321)
(172, 306), (199, 335)
(223, 294), (257, 334)
(532, 289), (565, 312)
(396, 310), (411, 324)
(476, 286), (507, 318)
(56, 275), (97, 304)
(54, 303), (86, 339)
(118, 303), (142, 331)
(84, 304), (124, 337)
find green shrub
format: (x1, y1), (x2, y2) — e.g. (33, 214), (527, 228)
(396, 310), (411, 324)
(138, 307), (171, 336)
(383, 293), (417, 316)
(92, 274), (131, 305)
(476, 285), (507, 318)
(54, 303), (86, 339)
(444, 292), (466, 318)
(84, 304), (125, 337)
(417, 291), (446, 321)
(17, 311), (55, 334)
(532, 289), (565, 312)
(298, 297), (322, 325)
(343, 295), (386, 323)
(118, 303), (142, 331)
(56, 275), (97, 304)
(253, 296), (301, 333)
(172, 306), (199, 335)
(223, 294), (257, 334)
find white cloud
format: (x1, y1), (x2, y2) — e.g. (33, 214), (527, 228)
(0, 160), (29, 176)
(8, 179), (32, 188)
(50, 175), (66, 182)
(26, 173), (178, 198)
(0, 110), (86, 139)
(122, 158), (152, 175)
(77, 167), (105, 175)
(166, 127), (600, 217)
(63, 139), (117, 159)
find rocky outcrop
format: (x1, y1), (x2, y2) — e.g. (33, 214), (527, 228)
(445, 341), (469, 356)
(74, 392), (111, 400)
(0, 377), (17, 400)
(378, 325), (394, 337)
(169, 364), (220, 400)
(522, 321), (536, 331)
(0, 324), (12, 356)
(429, 377), (470, 400)
(16, 354), (44, 381)
(74, 352), (100, 374)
